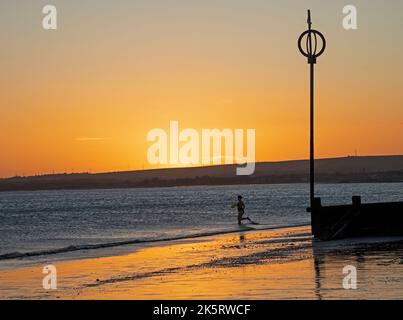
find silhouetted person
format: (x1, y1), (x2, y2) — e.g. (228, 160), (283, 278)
(237, 195), (251, 225)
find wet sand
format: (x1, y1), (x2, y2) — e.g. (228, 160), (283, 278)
(1, 226), (403, 299)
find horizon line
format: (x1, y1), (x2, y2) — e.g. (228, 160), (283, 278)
(2, 154), (403, 180)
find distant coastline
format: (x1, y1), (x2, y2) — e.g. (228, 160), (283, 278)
(1, 155), (403, 192)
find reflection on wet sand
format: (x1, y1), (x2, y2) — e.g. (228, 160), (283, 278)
(1, 226), (402, 299)
(312, 237), (403, 299)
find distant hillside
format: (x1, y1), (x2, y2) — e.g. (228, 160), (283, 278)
(1, 155), (403, 192)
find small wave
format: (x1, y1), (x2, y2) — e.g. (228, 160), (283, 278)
(0, 223), (309, 261)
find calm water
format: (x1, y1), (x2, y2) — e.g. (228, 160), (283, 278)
(0, 183), (402, 259)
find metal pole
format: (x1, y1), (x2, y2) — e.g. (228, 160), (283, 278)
(310, 62), (314, 210)
(307, 9), (315, 210)
(298, 10), (326, 211)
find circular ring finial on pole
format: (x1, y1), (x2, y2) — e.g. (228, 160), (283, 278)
(298, 11), (326, 64)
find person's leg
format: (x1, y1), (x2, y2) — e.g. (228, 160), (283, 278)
(238, 211), (243, 225)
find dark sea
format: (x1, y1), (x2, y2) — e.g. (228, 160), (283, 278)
(1, 183), (402, 266)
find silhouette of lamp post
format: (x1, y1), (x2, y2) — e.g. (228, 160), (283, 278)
(298, 10), (326, 211)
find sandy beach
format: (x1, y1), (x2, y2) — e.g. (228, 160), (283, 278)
(1, 225), (403, 300)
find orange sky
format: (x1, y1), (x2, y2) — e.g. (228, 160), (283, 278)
(0, 0), (402, 177)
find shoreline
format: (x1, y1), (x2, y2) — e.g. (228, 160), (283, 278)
(0, 223), (310, 263)
(1, 225), (403, 299)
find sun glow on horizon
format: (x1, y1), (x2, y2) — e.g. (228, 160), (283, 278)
(0, 1), (402, 178)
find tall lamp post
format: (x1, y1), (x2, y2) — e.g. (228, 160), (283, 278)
(298, 10), (326, 210)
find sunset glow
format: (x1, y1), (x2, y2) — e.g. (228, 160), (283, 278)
(1, 0), (402, 177)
